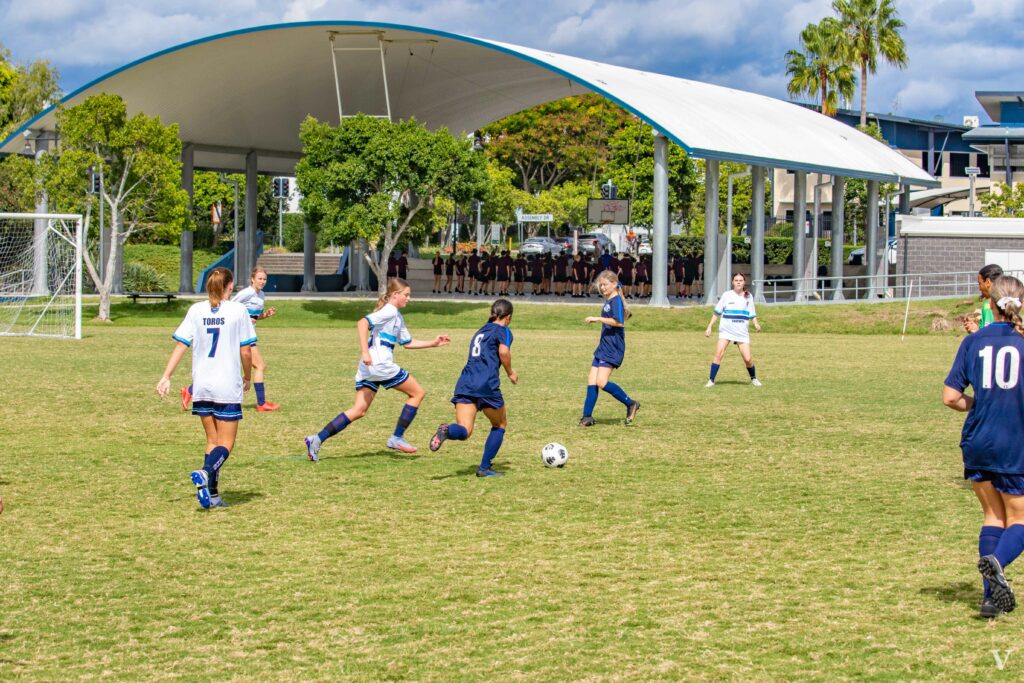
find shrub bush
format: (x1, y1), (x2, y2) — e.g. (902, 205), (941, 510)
(123, 261), (169, 292)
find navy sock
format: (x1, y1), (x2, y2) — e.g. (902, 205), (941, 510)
(480, 427), (505, 470)
(203, 445), (229, 480)
(394, 403), (418, 438)
(583, 385), (599, 417)
(981, 526), (1005, 598)
(255, 382), (266, 405)
(747, 365), (756, 379)
(318, 412), (351, 443)
(710, 363), (720, 381)
(994, 524), (1024, 569)
(602, 382), (632, 406)
(447, 423), (469, 440)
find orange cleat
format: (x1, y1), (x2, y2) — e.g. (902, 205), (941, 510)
(256, 401), (281, 412)
(180, 386), (191, 411)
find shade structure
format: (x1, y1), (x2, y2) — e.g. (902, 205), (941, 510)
(1, 21), (937, 187)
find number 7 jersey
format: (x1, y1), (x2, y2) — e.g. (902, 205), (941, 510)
(945, 322), (1024, 472)
(173, 300), (257, 404)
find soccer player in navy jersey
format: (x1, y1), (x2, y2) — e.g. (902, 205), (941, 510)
(579, 270), (640, 427)
(429, 299), (518, 477)
(944, 275), (1024, 618)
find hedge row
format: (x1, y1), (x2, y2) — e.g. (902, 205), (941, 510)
(668, 235), (860, 266)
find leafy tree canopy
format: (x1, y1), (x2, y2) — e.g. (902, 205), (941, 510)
(0, 41), (61, 141)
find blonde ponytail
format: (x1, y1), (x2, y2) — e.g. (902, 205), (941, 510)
(374, 277), (410, 311)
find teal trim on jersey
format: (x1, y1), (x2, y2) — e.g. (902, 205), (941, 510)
(240, 337), (258, 346)
(364, 316), (374, 331)
(399, 338), (412, 345)
(172, 334), (191, 347)
(380, 332), (398, 343)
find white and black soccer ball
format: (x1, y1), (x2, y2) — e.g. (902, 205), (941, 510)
(541, 442), (568, 468)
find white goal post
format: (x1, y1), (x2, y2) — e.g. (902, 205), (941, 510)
(0, 212), (83, 340)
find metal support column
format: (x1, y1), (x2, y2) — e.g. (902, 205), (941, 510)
(179, 143), (195, 293)
(792, 170), (806, 300)
(865, 179), (880, 298)
(898, 184), (910, 215)
(650, 132), (670, 307)
(831, 176), (846, 300)
(243, 151), (258, 288)
(302, 221), (317, 292)
(31, 140), (49, 296)
(750, 166), (766, 302)
(703, 158), (720, 305)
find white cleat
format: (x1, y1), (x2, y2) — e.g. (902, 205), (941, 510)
(751, 378), (762, 387)
(304, 435), (321, 463)
(704, 380), (715, 388)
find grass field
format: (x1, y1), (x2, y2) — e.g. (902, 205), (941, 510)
(1, 298), (1019, 680)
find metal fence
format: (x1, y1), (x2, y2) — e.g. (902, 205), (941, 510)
(753, 269), (1024, 304)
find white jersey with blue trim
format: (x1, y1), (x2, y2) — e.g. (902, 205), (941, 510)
(232, 286), (265, 319)
(172, 300), (257, 403)
(714, 290), (757, 343)
(356, 303), (412, 382)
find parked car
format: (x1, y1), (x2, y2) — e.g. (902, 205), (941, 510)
(551, 236), (574, 253)
(577, 232), (614, 255)
(847, 239), (897, 266)
(518, 236), (561, 256)
(637, 238), (652, 256)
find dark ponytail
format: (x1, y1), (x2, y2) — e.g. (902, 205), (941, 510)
(488, 298), (514, 322)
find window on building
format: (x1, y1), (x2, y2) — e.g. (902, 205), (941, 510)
(978, 154), (991, 178)
(950, 152), (970, 177)
(921, 151), (943, 176)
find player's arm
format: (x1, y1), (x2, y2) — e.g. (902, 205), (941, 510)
(403, 335), (451, 349)
(498, 343), (518, 384)
(156, 342), (189, 398)
(357, 317), (373, 365)
(942, 384), (973, 412)
(585, 316), (622, 327)
(258, 307), (277, 320)
(705, 312), (720, 337)
(240, 344), (253, 393)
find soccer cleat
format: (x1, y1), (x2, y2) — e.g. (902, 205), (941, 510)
(625, 401), (641, 425)
(979, 555), (1016, 613)
(704, 380), (715, 388)
(751, 378), (763, 387)
(190, 470), (211, 509)
(304, 435), (321, 463)
(980, 597), (999, 619)
(429, 423), (449, 452)
(476, 468), (504, 477)
(180, 386), (192, 411)
(209, 496), (228, 508)
(579, 416), (596, 427)
(387, 435), (418, 453)
(256, 401), (281, 412)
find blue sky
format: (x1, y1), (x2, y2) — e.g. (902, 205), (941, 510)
(1, 0), (1021, 124)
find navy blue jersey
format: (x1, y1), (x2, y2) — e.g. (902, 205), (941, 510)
(454, 322), (513, 400)
(593, 295), (626, 365)
(945, 323), (1024, 473)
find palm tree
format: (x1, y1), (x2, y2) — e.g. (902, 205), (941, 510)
(833, 0), (908, 127)
(785, 17), (855, 117)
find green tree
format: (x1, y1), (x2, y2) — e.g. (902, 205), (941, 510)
(0, 153), (35, 212)
(296, 114), (488, 294)
(0, 42), (61, 141)
(982, 183), (1024, 218)
(785, 17), (855, 116)
(483, 94), (632, 193)
(833, 0), (908, 127)
(41, 93), (189, 320)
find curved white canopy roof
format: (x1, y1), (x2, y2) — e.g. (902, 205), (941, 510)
(1, 21), (938, 187)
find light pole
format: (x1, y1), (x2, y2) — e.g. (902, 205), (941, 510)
(220, 174), (240, 276)
(966, 165), (981, 216)
(812, 174), (831, 297)
(726, 166), (750, 286)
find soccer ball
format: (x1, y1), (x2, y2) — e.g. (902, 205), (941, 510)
(541, 442), (568, 468)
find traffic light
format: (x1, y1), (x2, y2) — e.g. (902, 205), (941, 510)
(273, 177), (290, 199)
(88, 170), (101, 195)
(600, 180), (617, 200)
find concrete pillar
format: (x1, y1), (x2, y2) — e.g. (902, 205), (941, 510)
(831, 176), (846, 300)
(750, 166), (766, 302)
(792, 170), (806, 300)
(302, 221), (317, 292)
(31, 142), (49, 296)
(243, 151), (258, 289)
(865, 179), (880, 298)
(179, 144), (195, 293)
(703, 158), (720, 305)
(650, 132), (670, 307)
(898, 184), (910, 215)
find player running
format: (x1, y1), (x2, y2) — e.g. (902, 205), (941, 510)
(705, 273), (761, 387)
(579, 270), (640, 427)
(157, 267), (255, 509)
(304, 278), (450, 461)
(429, 299), (518, 477)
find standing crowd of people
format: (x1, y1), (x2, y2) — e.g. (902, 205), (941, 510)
(426, 247), (705, 300)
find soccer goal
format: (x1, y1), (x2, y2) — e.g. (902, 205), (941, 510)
(0, 213), (83, 340)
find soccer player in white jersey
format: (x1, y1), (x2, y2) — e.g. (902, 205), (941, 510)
(704, 273), (762, 387)
(304, 278), (450, 460)
(157, 267), (256, 508)
(181, 266), (280, 412)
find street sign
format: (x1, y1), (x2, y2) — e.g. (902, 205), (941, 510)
(966, 166), (981, 175)
(518, 213), (554, 222)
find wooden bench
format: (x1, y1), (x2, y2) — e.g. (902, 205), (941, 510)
(126, 292), (178, 304)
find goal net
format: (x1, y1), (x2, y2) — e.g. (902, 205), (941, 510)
(0, 213), (83, 339)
